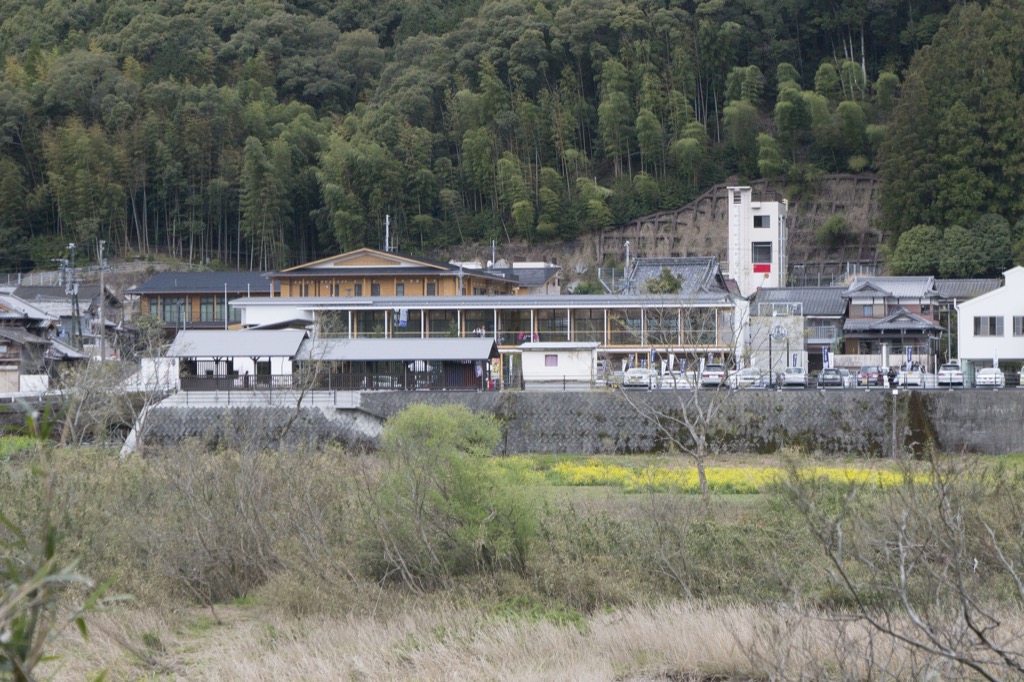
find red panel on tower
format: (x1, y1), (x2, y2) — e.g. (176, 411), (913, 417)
(753, 263), (771, 273)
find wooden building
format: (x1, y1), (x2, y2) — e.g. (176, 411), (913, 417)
(269, 249), (519, 298)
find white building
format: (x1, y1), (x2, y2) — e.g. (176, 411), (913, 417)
(957, 266), (1024, 370)
(726, 186), (788, 298)
(518, 341), (599, 390)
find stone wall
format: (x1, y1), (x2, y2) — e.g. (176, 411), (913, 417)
(142, 390), (1024, 457)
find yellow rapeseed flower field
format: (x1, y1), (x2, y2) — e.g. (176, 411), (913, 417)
(498, 458), (921, 494)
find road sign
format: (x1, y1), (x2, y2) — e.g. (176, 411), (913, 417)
(770, 325), (787, 341)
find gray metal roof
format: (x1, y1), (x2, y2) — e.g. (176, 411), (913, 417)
(752, 287), (846, 316)
(844, 277), (939, 299)
(166, 329), (307, 358)
(486, 266), (559, 287)
(130, 271), (274, 295)
(519, 341), (600, 351)
(295, 337), (499, 362)
(234, 290), (735, 311)
(934, 279), (1001, 301)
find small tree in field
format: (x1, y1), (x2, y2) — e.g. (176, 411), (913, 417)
(618, 302), (743, 511)
(359, 404), (536, 592)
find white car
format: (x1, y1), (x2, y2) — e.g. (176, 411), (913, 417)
(728, 367), (768, 390)
(896, 364), (924, 387)
(622, 367), (657, 390)
(975, 367), (1005, 388)
(657, 371), (694, 390)
(699, 364), (727, 388)
(780, 366), (808, 388)
(937, 363), (965, 387)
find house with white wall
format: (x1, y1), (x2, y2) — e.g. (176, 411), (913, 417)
(726, 186), (788, 298)
(957, 266), (1024, 372)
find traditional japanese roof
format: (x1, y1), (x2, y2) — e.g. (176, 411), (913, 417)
(295, 337), (499, 362)
(275, 248), (516, 285)
(623, 257), (731, 296)
(843, 277), (940, 299)
(0, 294), (58, 327)
(843, 308), (943, 334)
(0, 327), (49, 346)
(934, 278), (1001, 301)
(166, 329), (307, 358)
(130, 271), (274, 295)
(752, 287), (846, 316)
(45, 337), (90, 360)
(12, 284), (120, 316)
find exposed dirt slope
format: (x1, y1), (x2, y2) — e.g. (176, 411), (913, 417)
(451, 173), (883, 289)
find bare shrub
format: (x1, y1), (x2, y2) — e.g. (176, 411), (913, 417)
(786, 453), (1024, 679)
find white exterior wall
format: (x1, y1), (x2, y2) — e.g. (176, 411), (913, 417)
(520, 347), (596, 386)
(746, 312), (807, 375)
(957, 267), (1024, 364)
(727, 186), (788, 298)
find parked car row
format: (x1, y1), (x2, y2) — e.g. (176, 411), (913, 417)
(619, 362), (1015, 391)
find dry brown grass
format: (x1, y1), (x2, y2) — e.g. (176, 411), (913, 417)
(44, 598), (998, 681)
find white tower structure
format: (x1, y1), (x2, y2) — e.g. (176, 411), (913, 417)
(726, 186), (788, 298)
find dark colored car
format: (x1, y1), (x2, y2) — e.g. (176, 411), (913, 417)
(857, 365), (884, 387)
(816, 368), (844, 388)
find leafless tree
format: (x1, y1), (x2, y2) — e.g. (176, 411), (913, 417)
(786, 452), (1024, 680)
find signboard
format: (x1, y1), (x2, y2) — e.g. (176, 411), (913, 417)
(753, 263), (771, 273)
(906, 347), (912, 366)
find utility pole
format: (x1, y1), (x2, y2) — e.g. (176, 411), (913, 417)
(98, 240), (106, 361)
(66, 243), (81, 348)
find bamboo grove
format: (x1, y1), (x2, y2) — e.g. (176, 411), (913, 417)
(2, 0), (1022, 274)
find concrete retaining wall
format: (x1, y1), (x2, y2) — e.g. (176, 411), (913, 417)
(141, 389), (1024, 457)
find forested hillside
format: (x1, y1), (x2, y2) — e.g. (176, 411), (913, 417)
(1, 0), (1021, 276)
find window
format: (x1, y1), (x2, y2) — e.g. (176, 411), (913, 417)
(199, 296), (215, 322)
(862, 304), (874, 317)
(427, 282), (437, 296)
(354, 283), (363, 296)
(751, 242), (772, 264)
(733, 191), (742, 204)
(229, 304), (242, 323)
(545, 354), (558, 367)
(1015, 316), (1024, 336)
(974, 316), (1004, 337)
(162, 297), (185, 323)
(396, 283), (405, 296)
(371, 282), (381, 296)
(753, 215), (770, 228)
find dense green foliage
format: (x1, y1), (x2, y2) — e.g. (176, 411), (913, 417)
(879, 1), (1024, 274)
(0, 0), (980, 272)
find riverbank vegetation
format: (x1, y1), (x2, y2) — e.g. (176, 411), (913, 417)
(3, 404), (1024, 679)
